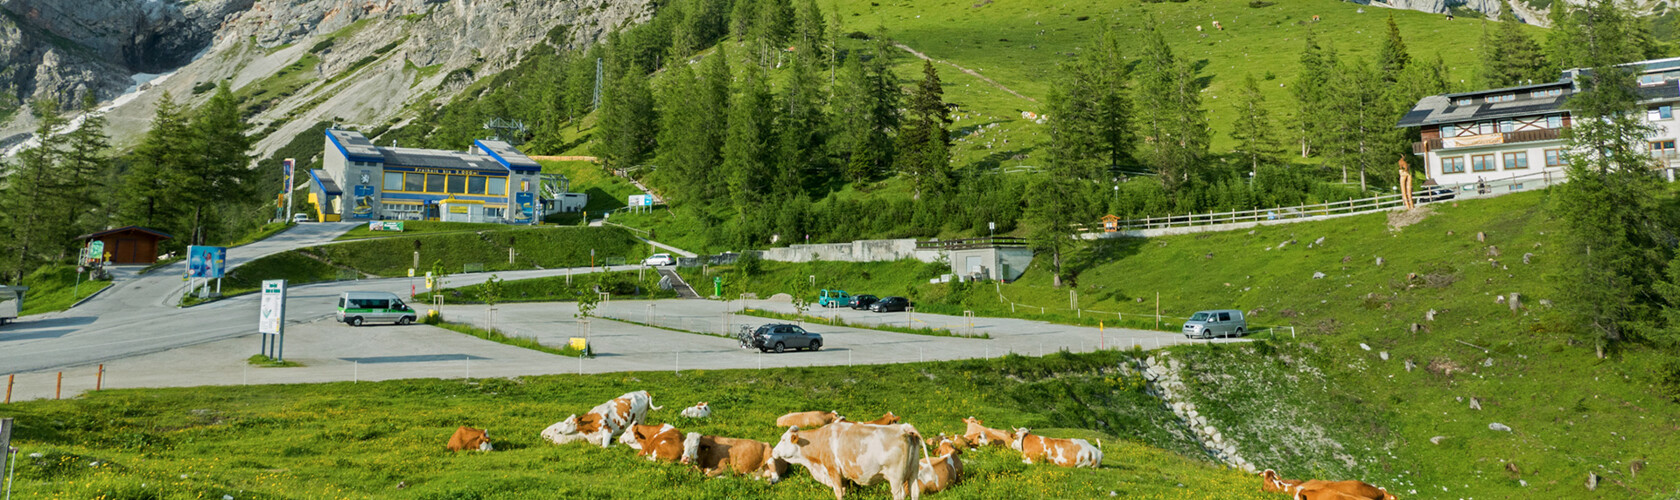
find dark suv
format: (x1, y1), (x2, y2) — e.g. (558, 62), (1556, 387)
(747, 324), (823, 353)
(849, 294), (880, 310)
(870, 296), (910, 312)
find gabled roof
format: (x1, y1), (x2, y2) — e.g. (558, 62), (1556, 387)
(76, 226), (173, 240)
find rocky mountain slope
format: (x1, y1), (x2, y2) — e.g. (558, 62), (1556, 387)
(1360, 0), (1668, 23)
(0, 0), (653, 157)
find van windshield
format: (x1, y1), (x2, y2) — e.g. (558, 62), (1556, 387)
(1190, 312), (1211, 321)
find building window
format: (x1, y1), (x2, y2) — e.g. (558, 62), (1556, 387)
(404, 172), (424, 192)
(1471, 154), (1496, 172)
(1441, 124), (1458, 137)
(488, 178), (506, 195)
(1443, 156), (1466, 174)
(1478, 121), (1496, 135)
(1651, 140), (1677, 155)
(1487, 94), (1516, 103)
(1530, 88), (1562, 98)
(1544, 149), (1565, 167)
(447, 175), (467, 194)
(1499, 120), (1516, 133)
(1502, 152), (1529, 170)
(1547, 115), (1563, 129)
(425, 173), (446, 193)
(383, 172), (403, 191)
(468, 176), (487, 195)
(1640, 74), (1665, 86)
(1456, 97), (1474, 106)
(1648, 106), (1674, 120)
(485, 207), (505, 220)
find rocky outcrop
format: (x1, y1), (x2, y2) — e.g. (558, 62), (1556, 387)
(1360, 0), (1668, 23)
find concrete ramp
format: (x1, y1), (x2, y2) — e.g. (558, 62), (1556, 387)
(656, 268), (701, 299)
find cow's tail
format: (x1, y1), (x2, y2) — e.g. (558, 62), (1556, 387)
(904, 424), (929, 498)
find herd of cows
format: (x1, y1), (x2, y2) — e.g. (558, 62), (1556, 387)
(442, 390), (1398, 500)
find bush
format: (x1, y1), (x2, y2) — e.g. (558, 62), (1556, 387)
(1661, 358), (1680, 403)
(736, 252), (764, 277)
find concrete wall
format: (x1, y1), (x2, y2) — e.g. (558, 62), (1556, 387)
(998, 247), (1034, 281)
(944, 247), (1036, 282)
(759, 239), (940, 263)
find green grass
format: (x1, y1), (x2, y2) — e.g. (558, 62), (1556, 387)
(537, 159), (645, 224)
(0, 352), (1274, 499)
(219, 221), (296, 248)
(334, 221), (512, 241)
(246, 354), (304, 368)
(432, 320), (590, 357)
(198, 250), (345, 302)
(416, 271), (678, 304)
(307, 226), (650, 277)
(738, 309), (991, 339)
(15, 264), (112, 316)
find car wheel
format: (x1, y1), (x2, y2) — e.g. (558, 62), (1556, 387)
(810, 340), (821, 351)
(349, 317), (364, 327)
(397, 316), (412, 325)
(775, 343), (785, 354)
(1233, 328), (1245, 338)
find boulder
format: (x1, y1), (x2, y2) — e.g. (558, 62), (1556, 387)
(1312, 272), (1326, 279)
(1489, 422), (1512, 432)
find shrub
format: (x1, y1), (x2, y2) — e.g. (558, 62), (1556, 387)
(1661, 358), (1680, 403)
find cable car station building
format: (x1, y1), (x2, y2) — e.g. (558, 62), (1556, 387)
(313, 129), (553, 224)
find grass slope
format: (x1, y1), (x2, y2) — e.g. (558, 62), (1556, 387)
(15, 264), (111, 316)
(0, 353), (1273, 499)
(307, 226), (650, 277)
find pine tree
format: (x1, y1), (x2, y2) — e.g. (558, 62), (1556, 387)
(794, 0), (827, 57)
(1292, 31), (1334, 159)
(1481, 11), (1549, 88)
(0, 100), (67, 280)
(722, 67), (776, 213)
(120, 93), (193, 230)
(1045, 57), (1105, 181)
(182, 83), (255, 245)
(592, 61), (658, 170)
(1555, 0), (1668, 358)
(1025, 177), (1092, 288)
(775, 51), (827, 197)
(730, 0), (757, 41)
(1088, 24), (1134, 172)
(895, 60), (952, 199)
(1135, 21), (1209, 193)
(1378, 14), (1411, 83)
(1322, 60), (1396, 192)
(1230, 74), (1283, 171)
(834, 40), (900, 184)
(655, 64), (711, 203)
(752, 0), (795, 66)
(61, 96), (112, 232)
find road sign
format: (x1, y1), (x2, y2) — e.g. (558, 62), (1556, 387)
(259, 280), (287, 335)
(425, 272), (435, 290)
(86, 241), (104, 261)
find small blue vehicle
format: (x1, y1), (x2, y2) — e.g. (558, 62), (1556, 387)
(818, 289), (851, 307)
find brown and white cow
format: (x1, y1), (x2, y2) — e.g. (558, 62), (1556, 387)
(861, 412), (900, 425)
(916, 436), (964, 494)
(541, 390), (662, 447)
(1260, 470), (1397, 500)
(680, 433), (787, 482)
(1009, 428), (1101, 468)
(618, 423), (685, 462)
(772, 421), (925, 500)
(680, 402), (712, 418)
(446, 426), (493, 452)
(924, 433), (971, 451)
(776, 410), (841, 429)
(960, 417), (1011, 448)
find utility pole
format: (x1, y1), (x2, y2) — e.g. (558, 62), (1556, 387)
(593, 58), (604, 111)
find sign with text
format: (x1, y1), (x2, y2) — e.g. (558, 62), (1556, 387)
(368, 221), (404, 232)
(86, 241), (104, 264)
(282, 158), (296, 194)
(628, 194), (655, 207)
(187, 246), (227, 279)
(514, 192), (535, 223)
(259, 280), (287, 335)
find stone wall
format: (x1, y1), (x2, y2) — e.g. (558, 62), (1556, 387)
(758, 238), (940, 264)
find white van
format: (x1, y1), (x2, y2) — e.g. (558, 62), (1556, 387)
(337, 291), (416, 326)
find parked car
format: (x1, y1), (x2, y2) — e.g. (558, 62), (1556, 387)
(1418, 184), (1456, 202)
(747, 323), (823, 353)
(292, 213), (311, 223)
(337, 291), (417, 326)
(1182, 309), (1246, 339)
(818, 289), (851, 307)
(870, 296), (910, 312)
(849, 294), (880, 310)
(643, 253), (677, 266)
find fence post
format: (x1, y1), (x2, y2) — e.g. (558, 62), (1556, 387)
(5, 374), (11, 404)
(96, 364), (103, 391)
(56, 371), (62, 400)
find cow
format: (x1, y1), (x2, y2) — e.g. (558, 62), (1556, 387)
(541, 390), (662, 447)
(776, 410), (841, 429)
(1260, 470), (1397, 500)
(863, 412), (901, 425)
(619, 423), (685, 462)
(1213, 20), (1224, 31)
(960, 417), (1011, 448)
(681, 433), (787, 482)
(916, 436), (964, 494)
(681, 402), (712, 419)
(446, 426), (493, 452)
(1008, 428), (1101, 468)
(772, 421), (925, 500)
(924, 433), (971, 450)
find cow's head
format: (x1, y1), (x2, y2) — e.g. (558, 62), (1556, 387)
(1009, 427), (1030, 451)
(1259, 469), (1301, 493)
(772, 426), (809, 463)
(877, 411), (899, 424)
(679, 432), (702, 465)
(552, 415), (581, 435)
(934, 437), (962, 457)
(474, 428), (493, 451)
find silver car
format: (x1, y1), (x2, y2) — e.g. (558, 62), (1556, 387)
(1182, 309), (1246, 339)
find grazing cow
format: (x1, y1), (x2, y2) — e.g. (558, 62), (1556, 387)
(1213, 20), (1224, 30)
(1009, 428), (1101, 468)
(772, 421), (925, 500)
(916, 437), (964, 494)
(681, 433), (787, 482)
(541, 390), (663, 447)
(1260, 470), (1397, 500)
(776, 410), (841, 429)
(681, 402), (712, 419)
(619, 423), (685, 462)
(960, 417), (1011, 447)
(446, 426), (493, 452)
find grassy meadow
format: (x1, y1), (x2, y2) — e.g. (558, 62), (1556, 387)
(14, 264), (112, 316)
(0, 352), (1277, 499)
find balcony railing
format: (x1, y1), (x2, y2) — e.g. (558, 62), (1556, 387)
(1413, 128), (1565, 154)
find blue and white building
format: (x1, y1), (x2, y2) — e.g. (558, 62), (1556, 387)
(313, 129), (579, 224)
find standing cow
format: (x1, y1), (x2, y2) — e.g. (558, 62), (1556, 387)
(541, 390), (662, 447)
(1009, 428), (1102, 468)
(773, 421), (925, 500)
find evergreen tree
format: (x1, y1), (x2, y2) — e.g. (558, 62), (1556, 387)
(0, 100), (67, 280)
(1480, 11), (1549, 88)
(1322, 60), (1396, 192)
(776, 51), (827, 197)
(833, 40), (900, 184)
(1134, 21), (1208, 193)
(1025, 177), (1091, 288)
(120, 93), (193, 231)
(182, 83), (255, 245)
(730, 0), (757, 41)
(1230, 73), (1283, 171)
(655, 64), (712, 203)
(1088, 24), (1134, 173)
(1045, 58), (1106, 181)
(722, 67), (776, 214)
(1292, 30), (1334, 159)
(895, 60), (952, 199)
(61, 96), (112, 232)
(592, 61), (658, 170)
(1378, 14), (1411, 83)
(1555, 0), (1668, 358)
(752, 0), (795, 66)
(794, 0), (827, 57)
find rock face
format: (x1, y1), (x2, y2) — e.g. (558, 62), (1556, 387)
(1354, 0), (1667, 24)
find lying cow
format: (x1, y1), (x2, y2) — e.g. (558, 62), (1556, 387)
(446, 426), (493, 452)
(961, 417), (1011, 448)
(924, 433), (971, 450)
(1260, 470), (1396, 500)
(777, 410), (841, 429)
(1009, 428), (1101, 468)
(681, 402), (712, 418)
(917, 436), (964, 494)
(541, 390), (662, 447)
(773, 421), (925, 500)
(619, 423), (685, 462)
(862, 412), (900, 425)
(680, 433), (786, 482)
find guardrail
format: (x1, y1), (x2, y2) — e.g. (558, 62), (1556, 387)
(915, 237), (1028, 251)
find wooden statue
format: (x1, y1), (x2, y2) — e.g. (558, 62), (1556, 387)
(1398, 158), (1415, 210)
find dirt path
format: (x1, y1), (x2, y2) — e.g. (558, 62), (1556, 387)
(892, 43), (1037, 104)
